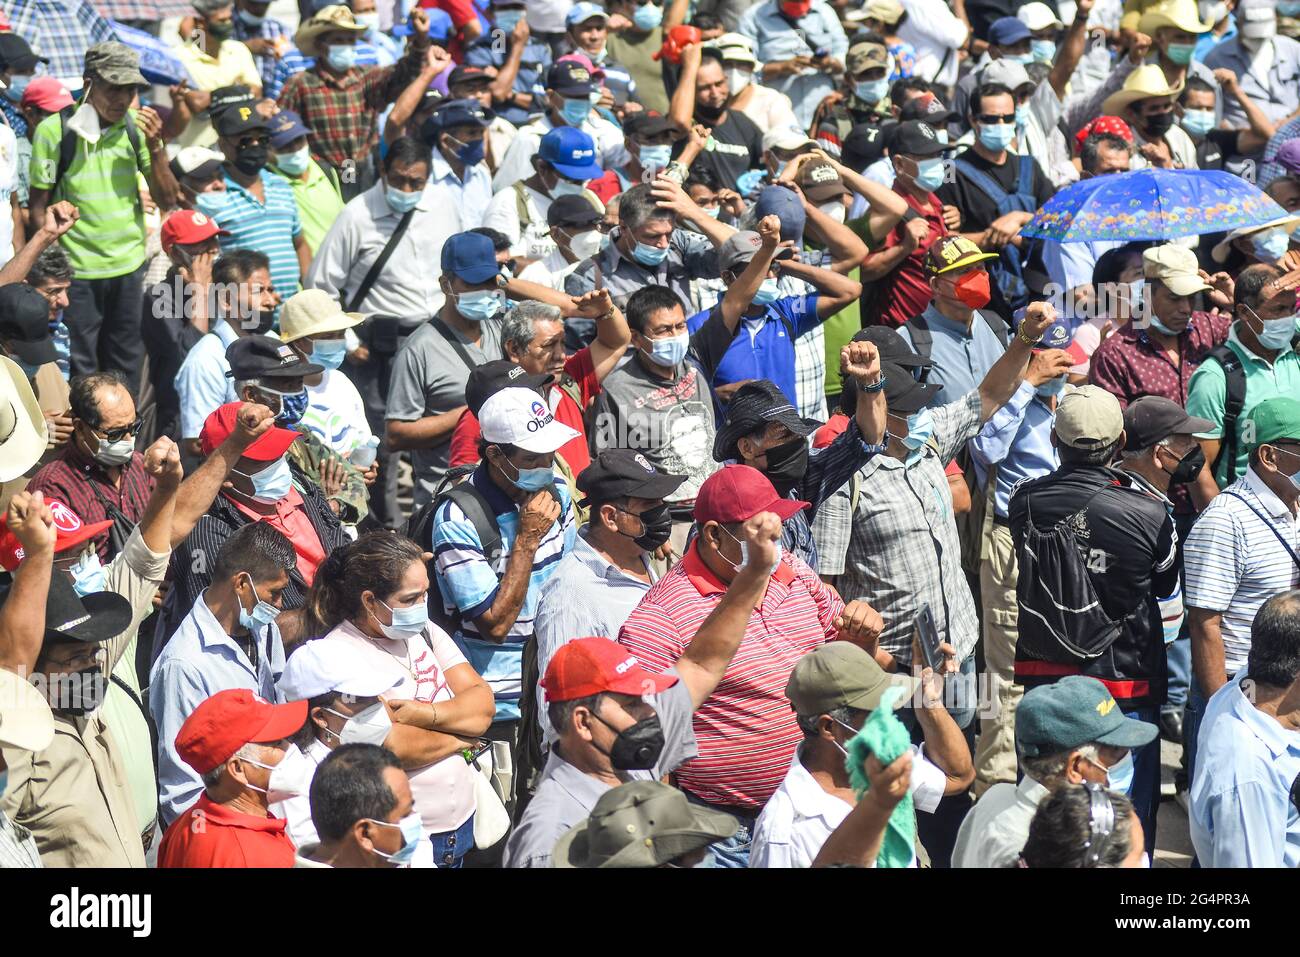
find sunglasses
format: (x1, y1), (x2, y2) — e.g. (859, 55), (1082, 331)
(976, 113), (1016, 125)
(92, 419), (143, 443)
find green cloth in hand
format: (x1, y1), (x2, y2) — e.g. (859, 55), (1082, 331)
(845, 685), (914, 868)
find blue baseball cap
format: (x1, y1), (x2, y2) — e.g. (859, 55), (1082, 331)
(539, 126), (603, 180)
(566, 2), (609, 26)
(1013, 307), (1075, 351)
(267, 109), (311, 150)
(425, 97), (493, 134)
(988, 15), (1031, 46)
(441, 231), (501, 284)
(753, 185), (806, 244)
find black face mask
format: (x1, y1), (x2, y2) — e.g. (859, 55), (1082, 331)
(616, 502), (672, 552)
(591, 711), (666, 770)
(695, 102), (725, 123)
(1141, 112), (1175, 138)
(234, 143), (269, 175)
(1163, 445), (1205, 485)
(54, 665), (107, 717)
(761, 436), (809, 494)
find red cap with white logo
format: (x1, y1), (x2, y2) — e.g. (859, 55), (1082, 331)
(542, 637), (678, 703)
(479, 386), (581, 454)
(160, 209), (229, 255)
(0, 498), (113, 570)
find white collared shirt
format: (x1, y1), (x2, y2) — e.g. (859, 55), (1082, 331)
(428, 148), (493, 231)
(749, 743), (946, 868)
(952, 775), (1050, 869)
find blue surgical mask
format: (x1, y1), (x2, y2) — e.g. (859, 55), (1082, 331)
(639, 143), (672, 169)
(353, 12), (379, 33)
(238, 573), (280, 631)
(934, 128), (949, 145)
(235, 457), (293, 504)
(1180, 109), (1216, 139)
(311, 339), (347, 370)
(1252, 230), (1291, 263)
(385, 186), (423, 214)
(641, 331), (688, 367)
(454, 288), (504, 322)
(978, 122), (1016, 151)
(1104, 751), (1134, 794)
(376, 597), (430, 638)
(274, 389), (309, 427)
(238, 7), (265, 25)
(914, 157), (946, 191)
(560, 96), (591, 127)
(4, 74), (30, 103)
(900, 408), (934, 451)
(1148, 313), (1178, 336)
(326, 43), (358, 72)
(195, 190), (230, 218)
(854, 78), (889, 104)
(274, 146), (311, 175)
(1166, 43), (1195, 65)
(500, 454), (557, 492)
(1036, 374), (1067, 398)
(368, 811), (424, 866)
(751, 277), (781, 306)
(455, 136), (485, 166)
(70, 550), (106, 597)
(1015, 103), (1030, 128)
(495, 9), (525, 32)
(1243, 303), (1297, 351)
(632, 2), (663, 30)
(1031, 39), (1056, 63)
(631, 239), (669, 267)
(1003, 52), (1034, 65)
(702, 205), (721, 218)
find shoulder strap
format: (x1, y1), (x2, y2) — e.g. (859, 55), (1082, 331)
(346, 208), (414, 312)
(1206, 344), (1246, 484)
(1015, 152), (1033, 196)
(1221, 490), (1300, 569)
(952, 158), (1011, 206)
(513, 180), (533, 228)
(979, 309), (1010, 344)
(428, 315), (483, 374)
(55, 108), (142, 188)
(904, 314), (933, 364)
(443, 483), (505, 568)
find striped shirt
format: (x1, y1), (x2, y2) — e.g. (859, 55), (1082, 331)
(212, 169), (302, 301)
(432, 466), (577, 721)
(231, 12), (293, 92)
(1184, 468), (1300, 675)
(617, 545), (845, 811)
(29, 109), (152, 279)
(4, 0), (116, 86)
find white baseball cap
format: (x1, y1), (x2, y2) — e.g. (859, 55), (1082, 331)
(276, 640), (404, 701)
(479, 387), (581, 454)
(1018, 2), (1063, 31)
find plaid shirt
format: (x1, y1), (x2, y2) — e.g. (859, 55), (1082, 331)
(276, 42), (425, 170)
(3, 0), (116, 83)
(812, 389), (983, 666)
(92, 0), (193, 19)
(0, 98), (25, 138)
(264, 40), (388, 100)
(26, 446), (156, 563)
(230, 12), (291, 92)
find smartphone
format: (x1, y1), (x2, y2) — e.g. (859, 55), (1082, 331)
(814, 46), (829, 59)
(172, 246), (193, 270)
(464, 738), (493, 765)
(916, 602), (943, 671)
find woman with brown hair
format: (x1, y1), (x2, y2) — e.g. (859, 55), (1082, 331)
(309, 531), (495, 868)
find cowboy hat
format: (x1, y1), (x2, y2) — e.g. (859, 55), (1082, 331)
(1101, 64), (1184, 117)
(0, 355), (48, 482)
(294, 4), (367, 59)
(1211, 215), (1300, 263)
(1137, 0), (1213, 37)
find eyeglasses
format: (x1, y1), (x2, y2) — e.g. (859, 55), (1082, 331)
(975, 113), (1016, 125)
(92, 419), (143, 443)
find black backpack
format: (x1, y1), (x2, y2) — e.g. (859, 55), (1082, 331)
(1201, 343), (1248, 485)
(50, 104), (143, 191)
(904, 309), (1010, 382)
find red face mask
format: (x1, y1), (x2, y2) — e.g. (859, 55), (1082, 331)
(781, 0), (812, 18)
(952, 269), (991, 309)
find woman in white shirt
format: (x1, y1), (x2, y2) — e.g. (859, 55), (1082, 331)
(310, 532), (496, 868)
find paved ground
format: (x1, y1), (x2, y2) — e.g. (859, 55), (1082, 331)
(1155, 738), (1193, 867)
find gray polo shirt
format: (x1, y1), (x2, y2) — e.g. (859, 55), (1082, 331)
(385, 317), (503, 506)
(502, 673), (697, 869)
(564, 227), (721, 314)
(896, 306), (1006, 408)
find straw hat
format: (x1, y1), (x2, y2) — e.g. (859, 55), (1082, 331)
(294, 4), (367, 59)
(0, 355), (48, 482)
(1137, 0), (1213, 37)
(1101, 64), (1184, 116)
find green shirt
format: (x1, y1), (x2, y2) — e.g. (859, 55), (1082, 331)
(606, 27), (668, 114)
(273, 159), (344, 256)
(30, 109), (152, 280)
(823, 265), (862, 397)
(1185, 326), (1300, 485)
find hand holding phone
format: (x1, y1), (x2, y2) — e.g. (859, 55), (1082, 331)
(915, 602), (942, 672)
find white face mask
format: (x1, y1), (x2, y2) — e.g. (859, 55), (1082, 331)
(564, 227), (604, 260)
(817, 201), (847, 224)
(724, 66), (751, 96)
(324, 702), (393, 747)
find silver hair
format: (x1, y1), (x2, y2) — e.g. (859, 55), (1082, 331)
(1117, 437), (1171, 463)
(1019, 742), (1100, 787)
(200, 741), (266, 790)
(501, 300), (564, 358)
(795, 705), (855, 738)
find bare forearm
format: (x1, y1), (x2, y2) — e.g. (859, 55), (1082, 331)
(393, 688), (495, 736)
(139, 478), (180, 554)
(979, 338), (1034, 421)
(0, 225), (60, 285)
(383, 723), (478, 769)
(859, 244), (911, 281)
(389, 68), (442, 134)
(916, 704), (975, 793)
(1050, 17), (1089, 98)
(169, 435), (246, 547)
(811, 796), (893, 867)
(505, 277), (576, 312)
(490, 42), (526, 101)
(676, 567), (768, 708)
(386, 409), (465, 451)
(475, 537), (544, 642)
(669, 59), (699, 129)
(803, 206), (868, 273)
(722, 246), (777, 328)
(0, 546), (53, 674)
(145, 156), (181, 213)
(1190, 611), (1228, 696)
(852, 383), (886, 446)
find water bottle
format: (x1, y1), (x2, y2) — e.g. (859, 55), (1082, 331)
(351, 435), (380, 468)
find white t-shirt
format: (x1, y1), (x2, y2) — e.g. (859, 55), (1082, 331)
(303, 368), (374, 458)
(518, 248), (583, 291)
(0, 122), (18, 268)
(526, 0), (573, 33)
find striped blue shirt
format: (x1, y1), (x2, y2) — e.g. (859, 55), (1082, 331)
(432, 466), (576, 721)
(213, 169), (303, 302)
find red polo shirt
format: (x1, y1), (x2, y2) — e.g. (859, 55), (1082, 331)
(871, 183), (947, 329)
(228, 485), (326, 584)
(158, 794), (295, 868)
(617, 543), (845, 811)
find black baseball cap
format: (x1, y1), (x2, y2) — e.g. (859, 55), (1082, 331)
(214, 102), (270, 138)
(1122, 396), (1214, 451)
(547, 194), (603, 229)
(226, 336), (322, 380)
(0, 283), (57, 365)
(425, 98), (493, 134)
(208, 84), (255, 118)
(850, 326), (932, 369)
(713, 380), (820, 463)
(623, 111), (676, 138)
(465, 359), (553, 416)
(898, 91), (956, 126)
(0, 34), (47, 73)
(448, 64), (493, 88)
(889, 120), (946, 157)
(577, 449), (687, 506)
(547, 60), (597, 97)
(842, 120), (894, 171)
(882, 360), (940, 414)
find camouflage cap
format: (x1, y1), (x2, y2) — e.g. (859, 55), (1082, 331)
(84, 41), (147, 87)
(846, 41), (889, 75)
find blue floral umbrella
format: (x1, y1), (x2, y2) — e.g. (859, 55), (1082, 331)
(1020, 168), (1288, 243)
(110, 21), (194, 87)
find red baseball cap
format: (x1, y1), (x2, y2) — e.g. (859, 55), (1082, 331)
(693, 463), (809, 525)
(175, 688), (308, 775)
(542, 637), (677, 703)
(20, 76), (73, 113)
(160, 209), (228, 255)
(0, 498), (112, 570)
(199, 401), (300, 460)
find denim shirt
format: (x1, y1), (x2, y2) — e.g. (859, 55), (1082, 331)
(737, 0), (848, 128)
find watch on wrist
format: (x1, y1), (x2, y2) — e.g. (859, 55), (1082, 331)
(859, 374), (886, 393)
